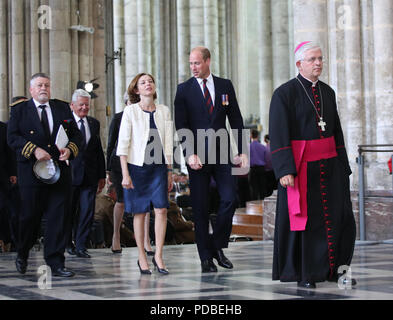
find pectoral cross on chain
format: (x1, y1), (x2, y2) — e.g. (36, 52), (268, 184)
(318, 118), (326, 131)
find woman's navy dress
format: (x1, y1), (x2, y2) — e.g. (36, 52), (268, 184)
(123, 110), (168, 214)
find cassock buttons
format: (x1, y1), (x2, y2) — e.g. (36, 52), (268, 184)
(30, 130), (34, 134)
(48, 144), (51, 148)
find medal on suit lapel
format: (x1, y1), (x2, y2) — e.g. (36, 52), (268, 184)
(221, 94), (229, 106)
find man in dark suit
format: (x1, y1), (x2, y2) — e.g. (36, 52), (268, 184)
(0, 121), (17, 252)
(106, 109), (124, 252)
(174, 46), (248, 273)
(7, 73), (81, 277)
(67, 89), (106, 258)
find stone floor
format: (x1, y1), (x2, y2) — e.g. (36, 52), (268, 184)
(1, 240), (392, 304)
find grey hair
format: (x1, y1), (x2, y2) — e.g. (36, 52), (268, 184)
(294, 41), (322, 64)
(71, 89), (91, 102)
(30, 73), (50, 87)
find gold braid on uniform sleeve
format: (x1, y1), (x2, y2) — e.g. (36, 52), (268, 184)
(22, 141), (37, 159)
(67, 142), (79, 158)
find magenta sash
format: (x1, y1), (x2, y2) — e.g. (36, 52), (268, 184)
(287, 136), (337, 231)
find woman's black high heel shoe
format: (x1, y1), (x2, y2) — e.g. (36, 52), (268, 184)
(152, 257), (169, 275)
(111, 247), (122, 254)
(137, 260), (152, 275)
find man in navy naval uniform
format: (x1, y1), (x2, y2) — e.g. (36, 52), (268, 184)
(7, 73), (82, 277)
(174, 46), (248, 273)
(66, 89), (106, 258)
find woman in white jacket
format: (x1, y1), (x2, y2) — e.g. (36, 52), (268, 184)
(117, 73), (173, 275)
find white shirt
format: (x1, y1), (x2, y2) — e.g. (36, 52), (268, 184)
(196, 73), (215, 106)
(72, 113), (91, 144)
(33, 99), (53, 134)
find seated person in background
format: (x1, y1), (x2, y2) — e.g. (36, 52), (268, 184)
(94, 184), (136, 248)
(167, 200), (195, 245)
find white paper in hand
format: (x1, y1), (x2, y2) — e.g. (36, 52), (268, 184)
(55, 124), (69, 149)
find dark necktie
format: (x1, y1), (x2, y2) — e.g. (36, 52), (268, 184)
(38, 105), (50, 140)
(203, 79), (214, 114)
(79, 119), (86, 149)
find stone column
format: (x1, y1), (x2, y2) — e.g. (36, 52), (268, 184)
(10, 0), (25, 97)
(176, 0), (190, 82)
(70, 0), (80, 99)
(271, 0), (290, 89)
(124, 0), (138, 85)
(360, 0), (376, 147)
(0, 0), (8, 120)
(204, 0), (219, 74)
(189, 0), (204, 48)
(136, 0), (152, 72)
(292, 0), (329, 82)
(30, 0), (41, 76)
(341, 1), (363, 163)
(257, 0), (272, 135)
(92, 0), (107, 129)
(327, 0), (364, 189)
(49, 0), (72, 101)
(78, 0), (92, 85)
(114, 0), (126, 112)
(373, 0), (393, 147)
(218, 0), (228, 77)
(40, 0), (50, 75)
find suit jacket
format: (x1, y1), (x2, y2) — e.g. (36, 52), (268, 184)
(7, 98), (82, 187)
(174, 75), (244, 164)
(0, 122), (16, 188)
(106, 111), (123, 173)
(71, 116), (106, 186)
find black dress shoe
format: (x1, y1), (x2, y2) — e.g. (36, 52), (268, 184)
(66, 247), (76, 255)
(76, 249), (91, 258)
(201, 259), (218, 273)
(15, 257), (28, 274)
(212, 249), (233, 269)
(52, 267), (75, 277)
(297, 280), (316, 289)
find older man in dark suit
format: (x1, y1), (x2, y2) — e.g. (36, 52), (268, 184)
(174, 46), (248, 272)
(7, 73), (81, 277)
(67, 89), (106, 258)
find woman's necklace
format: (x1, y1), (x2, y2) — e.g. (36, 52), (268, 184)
(296, 76), (326, 131)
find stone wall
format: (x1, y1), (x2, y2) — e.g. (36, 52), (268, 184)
(263, 191), (393, 241)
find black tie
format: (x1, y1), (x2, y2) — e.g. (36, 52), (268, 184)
(38, 105), (50, 140)
(79, 119), (86, 149)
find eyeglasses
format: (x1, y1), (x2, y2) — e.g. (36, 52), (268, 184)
(302, 57), (324, 63)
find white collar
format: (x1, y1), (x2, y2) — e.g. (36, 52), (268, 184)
(302, 75), (319, 87)
(197, 73), (213, 84)
(73, 113), (86, 123)
(33, 99), (50, 108)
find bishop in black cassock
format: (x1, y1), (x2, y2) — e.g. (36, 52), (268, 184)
(269, 41), (356, 288)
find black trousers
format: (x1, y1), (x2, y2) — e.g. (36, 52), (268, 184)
(188, 164), (237, 261)
(249, 166), (266, 200)
(18, 184), (71, 269)
(67, 184), (97, 251)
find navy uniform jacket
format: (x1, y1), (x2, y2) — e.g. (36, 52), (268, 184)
(71, 116), (106, 186)
(7, 98), (81, 187)
(106, 111), (123, 173)
(174, 75), (244, 164)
